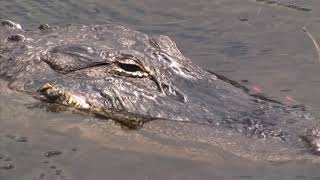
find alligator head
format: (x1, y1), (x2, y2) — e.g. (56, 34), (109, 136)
(0, 20), (319, 155)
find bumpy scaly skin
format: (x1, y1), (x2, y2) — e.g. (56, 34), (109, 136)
(0, 20), (320, 157)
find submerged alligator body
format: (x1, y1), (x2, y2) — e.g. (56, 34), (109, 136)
(0, 20), (319, 159)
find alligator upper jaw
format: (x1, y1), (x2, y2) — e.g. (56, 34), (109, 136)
(35, 72), (320, 155)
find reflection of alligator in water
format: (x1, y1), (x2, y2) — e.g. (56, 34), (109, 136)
(0, 20), (320, 157)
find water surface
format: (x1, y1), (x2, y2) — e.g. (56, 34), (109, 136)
(1, 0), (320, 179)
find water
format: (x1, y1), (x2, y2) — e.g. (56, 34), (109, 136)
(1, 0), (320, 179)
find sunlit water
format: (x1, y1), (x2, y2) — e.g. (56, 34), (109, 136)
(1, 0), (320, 179)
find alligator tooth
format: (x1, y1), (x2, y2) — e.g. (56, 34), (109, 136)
(65, 92), (90, 109)
(39, 83), (90, 109)
(39, 83), (53, 91)
(132, 71), (138, 76)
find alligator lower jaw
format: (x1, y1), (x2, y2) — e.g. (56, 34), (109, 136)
(38, 83), (153, 129)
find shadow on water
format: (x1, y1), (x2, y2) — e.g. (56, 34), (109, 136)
(2, 0), (320, 179)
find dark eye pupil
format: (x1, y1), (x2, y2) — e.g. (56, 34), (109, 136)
(118, 63), (142, 72)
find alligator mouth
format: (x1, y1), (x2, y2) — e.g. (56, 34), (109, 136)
(39, 83), (91, 109)
(38, 83), (156, 129)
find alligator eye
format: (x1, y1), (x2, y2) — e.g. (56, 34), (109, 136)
(118, 62), (143, 72)
(113, 58), (149, 78)
(115, 57), (145, 72)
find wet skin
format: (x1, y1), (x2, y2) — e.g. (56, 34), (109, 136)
(0, 20), (319, 159)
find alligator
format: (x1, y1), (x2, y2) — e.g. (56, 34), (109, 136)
(0, 20), (319, 160)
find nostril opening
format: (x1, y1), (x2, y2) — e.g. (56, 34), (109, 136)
(38, 24), (50, 30)
(8, 34), (25, 42)
(118, 63), (142, 72)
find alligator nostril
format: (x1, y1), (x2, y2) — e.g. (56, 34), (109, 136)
(8, 34), (25, 42)
(38, 24), (50, 30)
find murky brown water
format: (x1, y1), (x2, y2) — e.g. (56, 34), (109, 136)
(1, 0), (320, 179)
